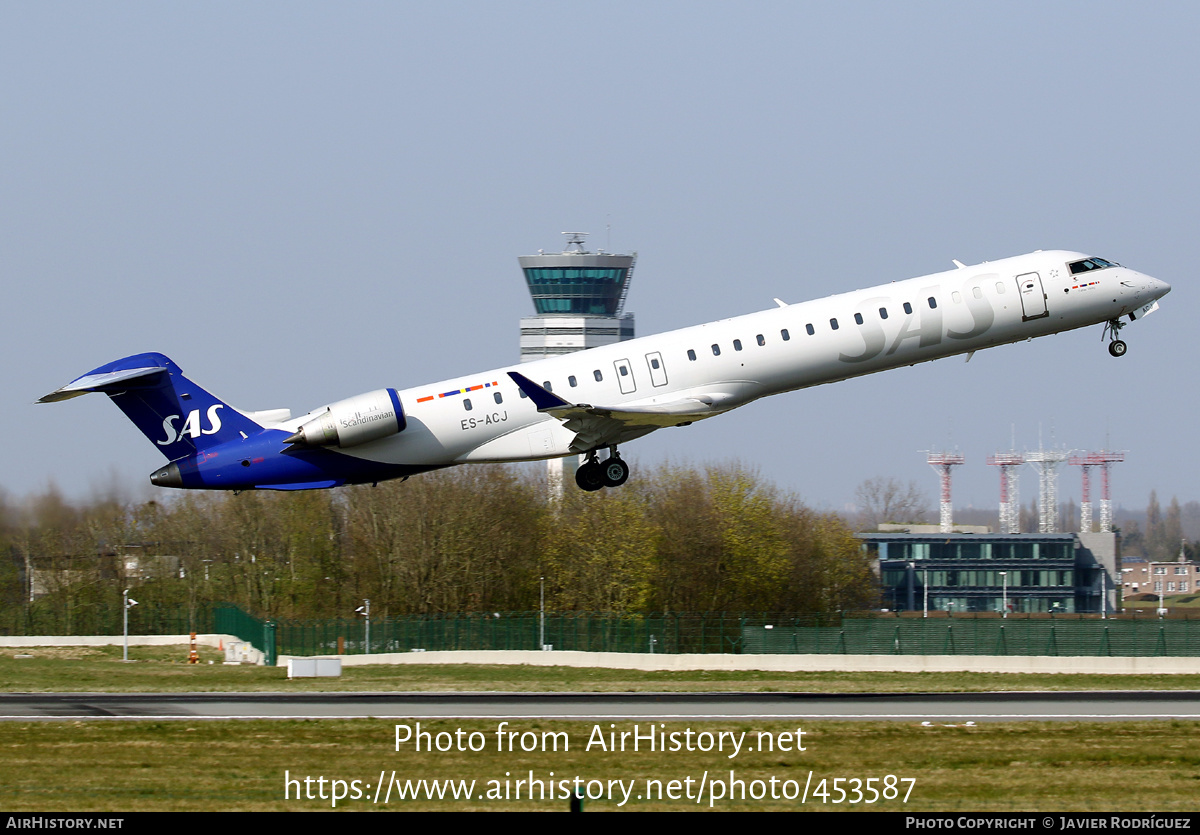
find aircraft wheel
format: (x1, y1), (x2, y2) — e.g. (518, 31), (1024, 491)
(575, 461), (605, 492)
(601, 457), (630, 488)
(1108, 340), (1127, 358)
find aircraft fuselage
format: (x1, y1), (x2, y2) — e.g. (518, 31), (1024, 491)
(41, 249), (1171, 491)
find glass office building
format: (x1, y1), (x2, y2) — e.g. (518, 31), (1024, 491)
(862, 533), (1117, 614)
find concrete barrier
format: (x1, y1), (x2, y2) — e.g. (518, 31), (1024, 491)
(275, 649), (1200, 675)
(9, 636), (1197, 674)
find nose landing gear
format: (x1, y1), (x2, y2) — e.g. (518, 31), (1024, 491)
(1102, 318), (1127, 358)
(574, 448), (630, 491)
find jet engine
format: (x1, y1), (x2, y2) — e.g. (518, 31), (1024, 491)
(284, 389), (406, 449)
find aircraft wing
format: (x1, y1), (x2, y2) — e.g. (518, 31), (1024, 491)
(507, 371), (725, 452)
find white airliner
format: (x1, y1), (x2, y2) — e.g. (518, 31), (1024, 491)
(41, 250), (1170, 492)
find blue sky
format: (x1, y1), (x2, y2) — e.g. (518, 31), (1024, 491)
(2, 2), (1196, 516)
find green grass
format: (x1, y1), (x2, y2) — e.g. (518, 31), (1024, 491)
(5, 646), (1199, 812)
(2, 718), (1199, 811)
(4, 644), (1200, 694)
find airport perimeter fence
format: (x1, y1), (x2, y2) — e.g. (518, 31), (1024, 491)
(740, 614), (1200, 657)
(209, 605), (1200, 662)
(1, 600), (214, 640)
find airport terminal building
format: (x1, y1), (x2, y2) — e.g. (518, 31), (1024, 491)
(861, 531), (1119, 615)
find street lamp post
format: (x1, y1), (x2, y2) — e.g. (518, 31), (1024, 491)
(123, 589), (138, 662)
(355, 599), (370, 654)
(907, 561), (915, 613)
(999, 572), (1008, 618)
(1121, 568), (1134, 614)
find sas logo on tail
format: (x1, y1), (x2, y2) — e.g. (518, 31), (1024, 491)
(157, 405), (224, 446)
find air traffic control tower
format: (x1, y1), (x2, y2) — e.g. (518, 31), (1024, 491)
(519, 232), (636, 492)
(519, 232), (635, 363)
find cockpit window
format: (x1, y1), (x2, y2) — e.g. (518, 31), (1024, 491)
(1068, 257), (1120, 275)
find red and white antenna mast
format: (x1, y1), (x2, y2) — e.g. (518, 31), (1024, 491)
(986, 452), (1025, 534)
(926, 451), (965, 533)
(1068, 450), (1126, 533)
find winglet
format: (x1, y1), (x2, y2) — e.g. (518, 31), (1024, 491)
(507, 371), (572, 411)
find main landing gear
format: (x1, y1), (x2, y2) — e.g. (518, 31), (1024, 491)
(1102, 318), (1127, 358)
(575, 448), (630, 492)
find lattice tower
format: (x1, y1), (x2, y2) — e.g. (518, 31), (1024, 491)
(986, 452), (1025, 534)
(1025, 448), (1070, 533)
(926, 451), (965, 533)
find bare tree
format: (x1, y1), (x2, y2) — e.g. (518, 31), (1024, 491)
(854, 477), (928, 530)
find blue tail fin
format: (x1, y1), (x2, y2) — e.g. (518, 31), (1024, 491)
(40, 352), (264, 460)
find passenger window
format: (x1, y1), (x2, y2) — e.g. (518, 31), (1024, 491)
(494, 392), (503, 404)
(903, 302), (913, 314)
(651, 358), (660, 369)
(464, 398), (473, 411)
(687, 349), (697, 361)
(781, 329), (790, 341)
(594, 369), (603, 381)
(543, 381), (552, 391)
(568, 376), (577, 387)
(519, 389), (527, 398)
(973, 286), (983, 299)
(996, 282), (1005, 294)
(805, 323), (815, 335)
(854, 312), (863, 325)
(733, 339), (743, 351)
(756, 334), (765, 346)
(830, 318), (839, 331)
(619, 365), (628, 376)
(927, 297), (937, 309)
(711, 344), (721, 356)
(879, 307), (889, 319)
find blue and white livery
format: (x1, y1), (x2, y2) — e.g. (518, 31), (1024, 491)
(40, 250), (1170, 492)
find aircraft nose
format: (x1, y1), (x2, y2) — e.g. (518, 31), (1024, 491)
(1148, 275), (1172, 300)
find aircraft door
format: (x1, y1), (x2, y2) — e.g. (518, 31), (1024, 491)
(614, 358), (636, 394)
(1016, 272), (1048, 320)
(645, 351), (668, 387)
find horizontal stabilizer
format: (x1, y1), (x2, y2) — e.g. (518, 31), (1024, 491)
(38, 365), (166, 403)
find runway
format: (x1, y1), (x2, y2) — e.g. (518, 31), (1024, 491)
(5, 691), (1200, 721)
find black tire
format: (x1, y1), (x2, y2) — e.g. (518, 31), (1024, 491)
(575, 461), (605, 492)
(601, 457), (630, 488)
(1109, 340), (1127, 357)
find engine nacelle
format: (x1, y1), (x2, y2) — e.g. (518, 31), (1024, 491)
(285, 389), (405, 449)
